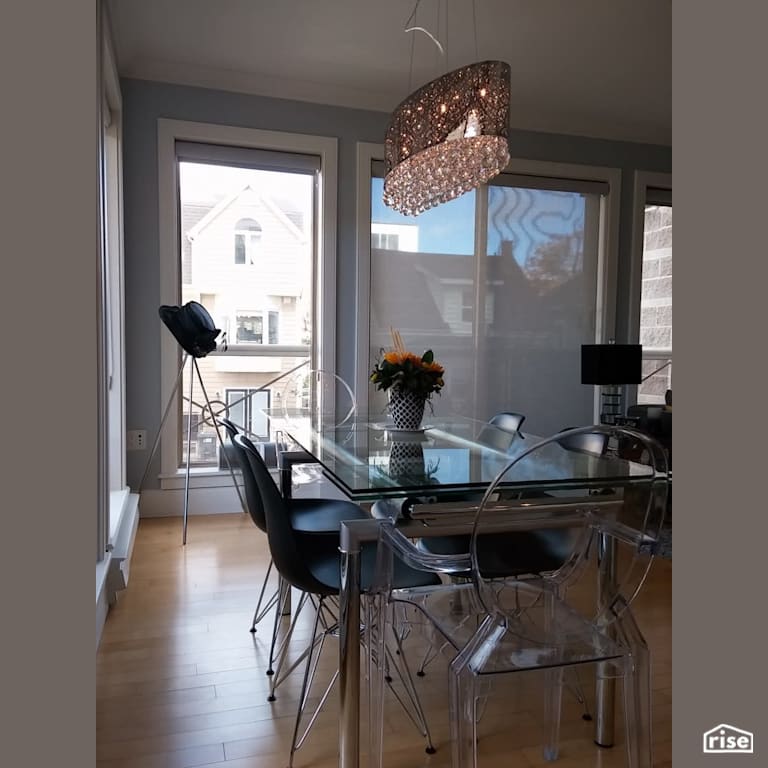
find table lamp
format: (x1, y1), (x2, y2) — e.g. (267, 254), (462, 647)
(581, 343), (642, 425)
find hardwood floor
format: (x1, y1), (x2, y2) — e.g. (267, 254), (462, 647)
(97, 514), (672, 768)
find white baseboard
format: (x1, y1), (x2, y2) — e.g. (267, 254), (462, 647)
(96, 554), (112, 648)
(106, 493), (141, 599)
(96, 585), (110, 648)
(97, 492), (141, 649)
(140, 467), (349, 517)
(139, 485), (244, 517)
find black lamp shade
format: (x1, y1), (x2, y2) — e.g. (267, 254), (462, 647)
(581, 344), (642, 385)
(159, 301), (221, 358)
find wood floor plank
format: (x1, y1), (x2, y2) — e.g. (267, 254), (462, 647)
(97, 514), (672, 768)
(96, 742), (225, 768)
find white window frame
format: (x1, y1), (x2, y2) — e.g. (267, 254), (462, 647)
(627, 170), (672, 403)
(355, 143), (621, 421)
(102, 47), (128, 544)
(157, 120), (337, 488)
(98, 2), (139, 645)
(234, 309), (280, 345)
(96, 0), (110, 570)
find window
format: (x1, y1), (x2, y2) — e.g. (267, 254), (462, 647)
(157, 122), (338, 480)
(99, 8), (128, 552)
(372, 232), (399, 249)
(357, 146), (619, 437)
(370, 221), (419, 251)
(235, 310), (279, 344)
(103, 98), (126, 536)
(177, 148), (313, 468)
(98, 6), (139, 628)
(225, 388), (271, 439)
(234, 217), (261, 264)
(631, 174), (672, 405)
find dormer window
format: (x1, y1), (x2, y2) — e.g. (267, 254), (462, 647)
(234, 218), (261, 264)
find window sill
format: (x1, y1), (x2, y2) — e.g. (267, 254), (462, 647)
(159, 468), (242, 491)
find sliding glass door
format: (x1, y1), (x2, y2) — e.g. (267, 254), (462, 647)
(368, 165), (606, 437)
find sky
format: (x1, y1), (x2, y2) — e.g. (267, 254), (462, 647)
(371, 177), (476, 254)
(371, 177), (586, 262)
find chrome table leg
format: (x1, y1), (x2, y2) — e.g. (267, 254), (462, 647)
(595, 530), (617, 747)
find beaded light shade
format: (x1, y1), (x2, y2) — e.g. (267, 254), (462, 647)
(384, 60), (511, 216)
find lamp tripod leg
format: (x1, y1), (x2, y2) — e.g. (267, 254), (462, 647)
(182, 355), (195, 545)
(191, 358), (247, 514)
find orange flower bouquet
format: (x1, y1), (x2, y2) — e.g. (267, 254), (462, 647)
(370, 329), (444, 429)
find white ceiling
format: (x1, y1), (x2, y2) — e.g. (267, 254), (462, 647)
(107, 0), (671, 146)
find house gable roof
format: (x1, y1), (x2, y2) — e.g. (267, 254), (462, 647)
(186, 184), (306, 243)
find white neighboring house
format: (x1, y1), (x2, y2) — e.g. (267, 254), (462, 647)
(371, 221), (418, 252)
(182, 184), (311, 449)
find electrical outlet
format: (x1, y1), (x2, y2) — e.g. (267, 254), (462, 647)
(127, 429), (147, 451)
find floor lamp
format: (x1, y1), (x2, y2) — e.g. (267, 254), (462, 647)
(139, 301), (307, 544)
(581, 343), (642, 425)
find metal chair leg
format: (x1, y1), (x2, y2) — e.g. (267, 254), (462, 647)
(386, 618), (436, 754)
(250, 559), (278, 632)
(266, 577), (291, 679)
(268, 591), (315, 700)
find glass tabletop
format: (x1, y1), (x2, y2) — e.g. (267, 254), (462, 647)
(262, 409), (651, 502)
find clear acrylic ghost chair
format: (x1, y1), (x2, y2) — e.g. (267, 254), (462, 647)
(406, 411), (572, 678)
(276, 368), (358, 495)
(366, 425), (669, 768)
(279, 368), (356, 432)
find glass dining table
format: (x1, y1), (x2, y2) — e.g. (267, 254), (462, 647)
(265, 409), (647, 502)
(262, 409), (650, 767)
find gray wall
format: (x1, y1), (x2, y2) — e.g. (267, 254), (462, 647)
(121, 77), (671, 489)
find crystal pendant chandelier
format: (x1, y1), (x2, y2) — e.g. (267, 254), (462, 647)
(384, 59), (511, 216)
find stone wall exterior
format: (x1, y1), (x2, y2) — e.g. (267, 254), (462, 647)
(638, 205), (672, 404)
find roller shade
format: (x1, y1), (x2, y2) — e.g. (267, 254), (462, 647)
(646, 187), (672, 206)
(371, 159), (608, 195)
(176, 141), (320, 175)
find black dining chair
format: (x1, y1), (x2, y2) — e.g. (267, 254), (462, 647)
(236, 435), (442, 767)
(487, 410), (525, 433)
(216, 416), (241, 467)
(216, 417), (284, 640)
(557, 426), (609, 456)
(231, 432), (370, 670)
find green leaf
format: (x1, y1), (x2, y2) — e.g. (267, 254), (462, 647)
(421, 349), (434, 364)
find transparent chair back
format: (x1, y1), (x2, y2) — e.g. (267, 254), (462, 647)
(470, 425), (668, 617)
(277, 368), (356, 442)
(367, 424), (669, 768)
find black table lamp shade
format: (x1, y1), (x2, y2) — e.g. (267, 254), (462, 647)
(581, 344), (642, 385)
